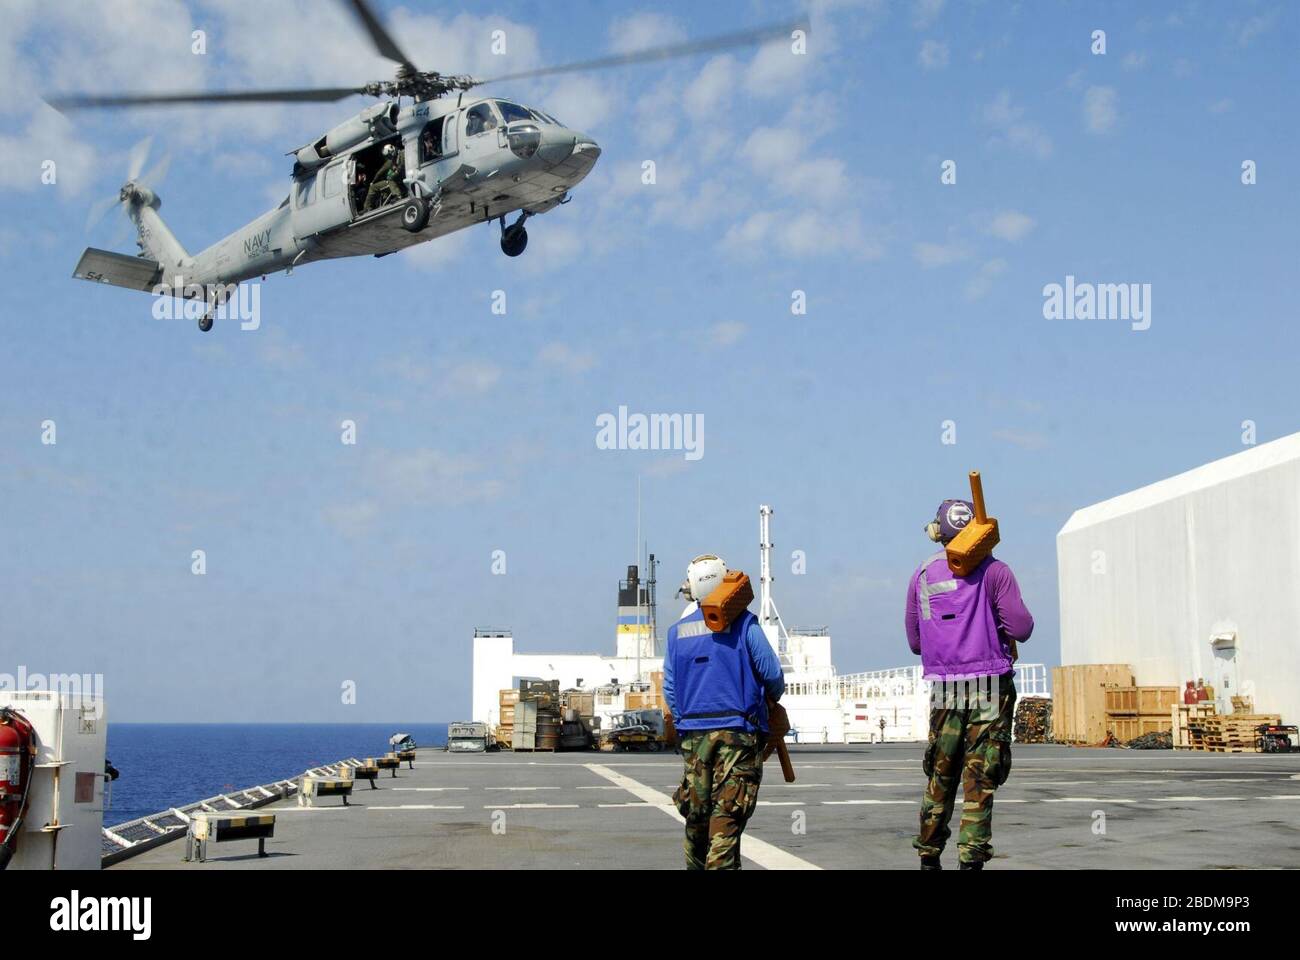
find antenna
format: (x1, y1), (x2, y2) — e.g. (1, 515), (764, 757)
(636, 476), (642, 682)
(759, 504), (790, 657)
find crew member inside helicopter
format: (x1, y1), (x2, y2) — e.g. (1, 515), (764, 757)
(351, 162), (370, 212)
(364, 142), (406, 211)
(465, 102), (498, 137)
(420, 121), (442, 164)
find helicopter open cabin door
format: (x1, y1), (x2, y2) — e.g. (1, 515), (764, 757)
(291, 158), (352, 240)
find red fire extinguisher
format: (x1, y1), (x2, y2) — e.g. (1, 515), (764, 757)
(0, 706), (36, 870)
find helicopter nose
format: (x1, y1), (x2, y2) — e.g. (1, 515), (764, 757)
(536, 127), (600, 169)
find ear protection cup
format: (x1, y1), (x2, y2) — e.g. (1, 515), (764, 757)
(925, 520), (943, 543)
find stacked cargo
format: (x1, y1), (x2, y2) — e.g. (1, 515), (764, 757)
(495, 688), (519, 748)
(1187, 711), (1282, 752)
(559, 690), (599, 750)
(515, 679), (561, 751)
(1050, 664), (1134, 744)
(1104, 686), (1178, 742)
(1013, 697), (1053, 743)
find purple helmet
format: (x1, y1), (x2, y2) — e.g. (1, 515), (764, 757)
(927, 499), (974, 543)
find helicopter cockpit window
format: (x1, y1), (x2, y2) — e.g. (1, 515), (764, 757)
(294, 176), (317, 209)
(465, 102), (499, 137)
(496, 101), (534, 124)
(419, 119), (443, 164)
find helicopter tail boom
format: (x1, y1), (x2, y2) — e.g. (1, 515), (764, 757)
(126, 197), (189, 274)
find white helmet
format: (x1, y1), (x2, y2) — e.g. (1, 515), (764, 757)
(383, 143), (396, 157)
(684, 554), (727, 602)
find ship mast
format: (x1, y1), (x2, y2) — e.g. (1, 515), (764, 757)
(759, 504), (789, 657)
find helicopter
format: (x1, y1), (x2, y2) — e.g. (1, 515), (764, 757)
(53, 0), (801, 331)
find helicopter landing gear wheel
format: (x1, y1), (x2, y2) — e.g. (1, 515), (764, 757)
(500, 225), (528, 257)
(400, 197), (430, 232)
(499, 211), (530, 257)
(198, 313), (213, 333)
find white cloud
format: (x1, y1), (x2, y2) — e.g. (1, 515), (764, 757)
(366, 449), (504, 506)
(1207, 97), (1234, 115)
(722, 210), (883, 261)
(1083, 85), (1118, 134)
(992, 428), (1048, 450)
(1235, 13), (1275, 47)
(255, 329), (308, 372)
(540, 75), (617, 133)
(982, 90), (1052, 159)
(683, 54), (735, 118)
(608, 12), (685, 53)
(442, 359), (502, 396)
(1122, 51), (1148, 70)
(913, 240), (969, 268)
(986, 211), (1035, 242)
(709, 321), (747, 347)
(918, 40), (949, 70)
(965, 258), (1007, 301)
(322, 500), (379, 537)
(538, 342), (596, 375)
(744, 37), (812, 96)
(912, 0), (946, 30)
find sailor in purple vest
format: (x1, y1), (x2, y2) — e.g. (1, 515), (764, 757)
(906, 498), (1034, 870)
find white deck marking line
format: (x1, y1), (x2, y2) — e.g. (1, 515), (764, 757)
(483, 803), (580, 809)
(392, 787), (469, 792)
(369, 804), (465, 810)
(1257, 795), (1300, 800)
(1017, 780), (1094, 786)
(584, 762), (820, 871)
(597, 802), (658, 808)
(1040, 798), (1138, 803)
(821, 799), (913, 805)
(771, 783), (832, 788)
(757, 801), (806, 806)
(1149, 797), (1245, 802)
(575, 785), (624, 790)
(483, 786), (561, 791)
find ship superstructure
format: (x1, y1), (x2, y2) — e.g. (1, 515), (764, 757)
(470, 504), (1048, 743)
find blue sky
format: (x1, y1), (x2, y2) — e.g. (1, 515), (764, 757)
(1, 1), (1296, 721)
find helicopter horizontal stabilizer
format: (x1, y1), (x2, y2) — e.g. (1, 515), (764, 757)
(72, 248), (162, 293)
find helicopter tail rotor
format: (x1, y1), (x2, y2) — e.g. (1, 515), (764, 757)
(85, 136), (172, 241)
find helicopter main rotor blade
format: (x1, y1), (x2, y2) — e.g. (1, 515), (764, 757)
(48, 87), (365, 111)
(473, 20), (806, 86)
(125, 136), (153, 182)
(343, 0), (417, 72)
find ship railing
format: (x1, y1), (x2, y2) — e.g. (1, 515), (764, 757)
(100, 758), (364, 867)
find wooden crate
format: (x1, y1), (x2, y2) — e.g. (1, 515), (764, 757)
(1138, 687), (1180, 715)
(499, 688), (519, 707)
(1105, 687), (1139, 716)
(1052, 664), (1135, 743)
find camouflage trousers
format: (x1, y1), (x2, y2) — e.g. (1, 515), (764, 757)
(673, 729), (764, 870)
(914, 674), (1017, 864)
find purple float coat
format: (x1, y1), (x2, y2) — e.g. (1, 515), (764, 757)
(905, 552), (1034, 680)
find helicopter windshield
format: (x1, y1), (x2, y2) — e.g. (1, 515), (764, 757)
(496, 101), (535, 124)
(496, 100), (560, 127)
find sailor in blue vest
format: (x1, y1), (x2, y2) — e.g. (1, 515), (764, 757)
(664, 554), (785, 869)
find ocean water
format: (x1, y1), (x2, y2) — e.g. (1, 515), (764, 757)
(104, 723), (449, 827)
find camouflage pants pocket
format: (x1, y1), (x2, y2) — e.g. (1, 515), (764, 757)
(716, 776), (760, 825)
(922, 736), (938, 778)
(990, 738), (1012, 786)
(672, 776), (691, 818)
